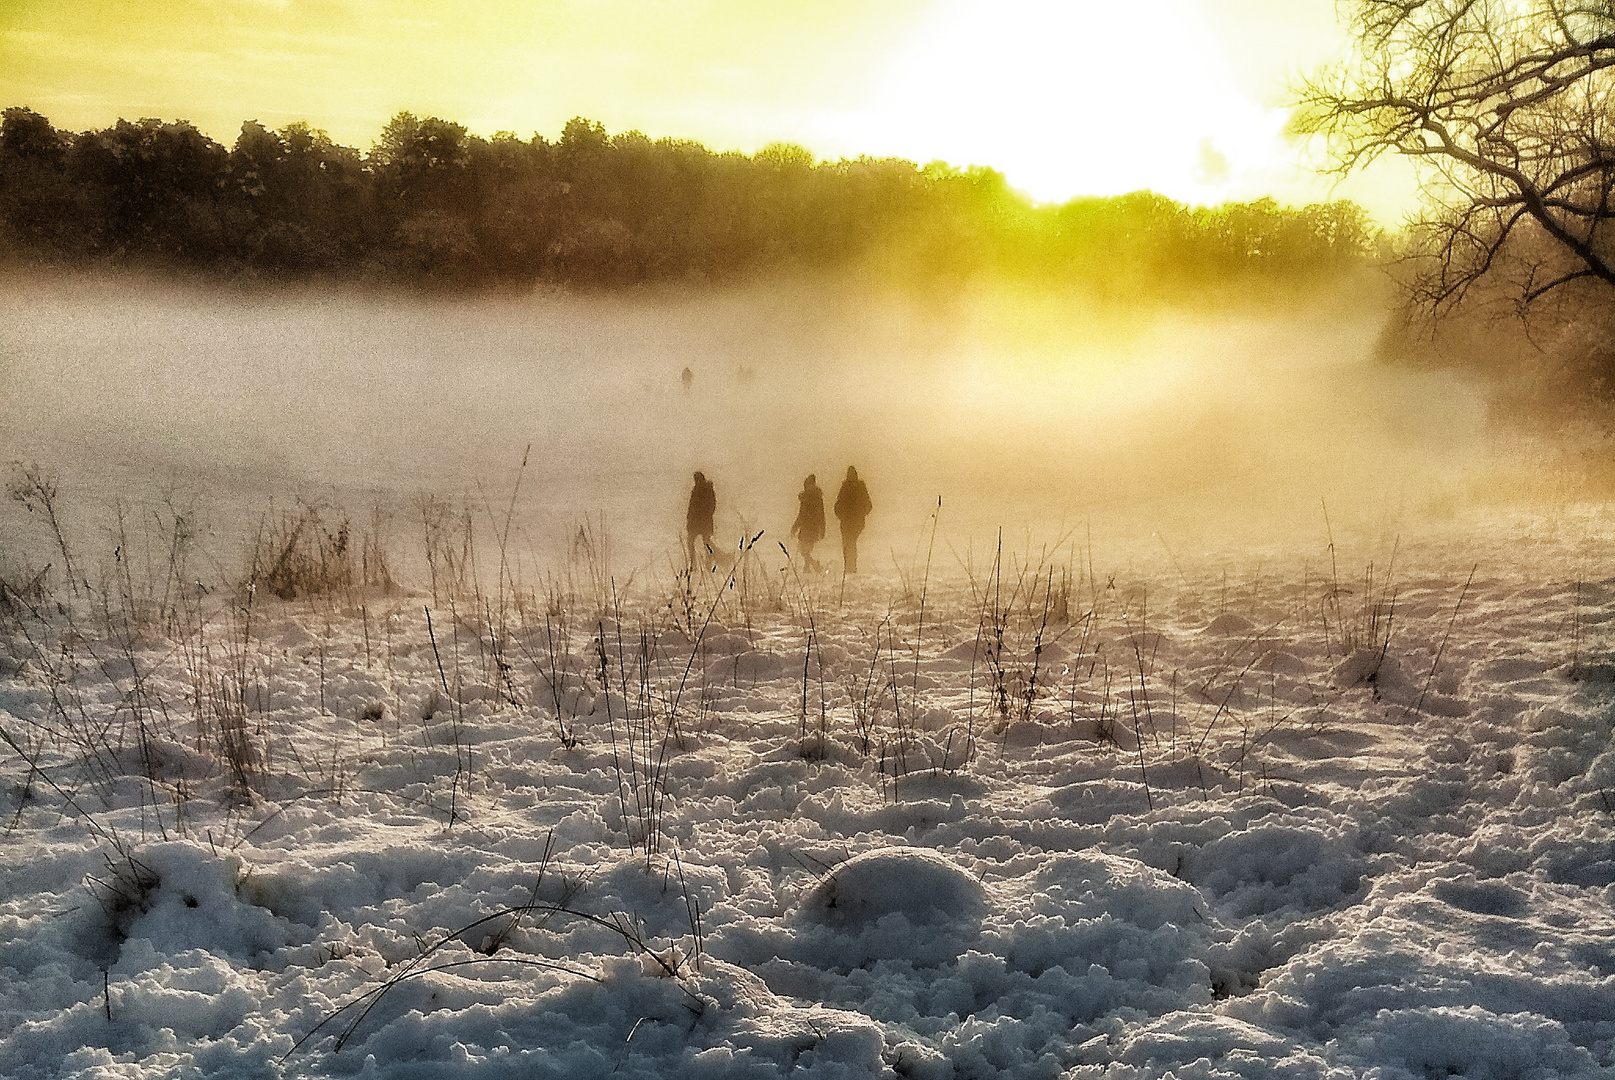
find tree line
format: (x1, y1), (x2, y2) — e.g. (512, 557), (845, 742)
(0, 106), (1374, 291)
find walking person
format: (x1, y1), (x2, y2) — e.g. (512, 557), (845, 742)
(789, 474), (826, 571)
(686, 471), (716, 566)
(833, 466), (872, 574)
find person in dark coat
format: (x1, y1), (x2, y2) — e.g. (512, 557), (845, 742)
(833, 466), (872, 574)
(789, 474), (826, 571)
(686, 471), (716, 566)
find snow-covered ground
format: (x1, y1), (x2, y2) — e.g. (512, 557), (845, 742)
(3, 507), (1615, 1079)
(4, 275), (1614, 1078)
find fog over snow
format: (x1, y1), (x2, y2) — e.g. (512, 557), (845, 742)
(0, 271), (1502, 568)
(1, 273), (1614, 1079)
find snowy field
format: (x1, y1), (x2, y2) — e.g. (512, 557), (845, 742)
(3, 275), (1615, 1078)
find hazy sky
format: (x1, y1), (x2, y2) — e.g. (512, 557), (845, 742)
(0, 0), (1418, 218)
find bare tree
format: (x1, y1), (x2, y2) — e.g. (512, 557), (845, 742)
(1298, 1), (1615, 313)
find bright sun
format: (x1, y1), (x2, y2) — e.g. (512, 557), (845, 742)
(815, 0), (1293, 205)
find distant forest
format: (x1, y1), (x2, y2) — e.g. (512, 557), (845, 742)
(0, 107), (1375, 291)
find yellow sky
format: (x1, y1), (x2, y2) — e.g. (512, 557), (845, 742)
(0, 0), (1418, 220)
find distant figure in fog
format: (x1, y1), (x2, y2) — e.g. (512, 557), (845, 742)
(686, 471), (716, 566)
(790, 474), (826, 571)
(834, 466), (872, 574)
(681, 366), (694, 392)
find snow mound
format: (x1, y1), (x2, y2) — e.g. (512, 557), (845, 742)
(112, 842), (306, 963)
(792, 847), (987, 967)
(987, 851), (1221, 1002)
(1116, 1011), (1293, 1065)
(1185, 825), (1364, 916)
(1201, 613), (1256, 636)
(1031, 850), (1207, 929)
(799, 847), (986, 929)
(1330, 647), (1417, 701)
(1341, 1005), (1599, 1078)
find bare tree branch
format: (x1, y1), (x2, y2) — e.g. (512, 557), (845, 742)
(1298, 0), (1615, 313)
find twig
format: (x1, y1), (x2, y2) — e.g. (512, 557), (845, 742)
(1407, 564), (1477, 718)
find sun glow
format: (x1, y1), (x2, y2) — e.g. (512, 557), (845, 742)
(820, 0), (1283, 204)
(798, 0), (1421, 215)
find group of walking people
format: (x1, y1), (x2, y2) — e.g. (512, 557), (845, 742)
(685, 466), (872, 574)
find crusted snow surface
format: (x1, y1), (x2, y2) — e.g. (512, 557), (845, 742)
(3, 516), (1615, 1079)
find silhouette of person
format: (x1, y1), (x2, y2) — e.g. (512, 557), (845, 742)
(790, 474), (826, 571)
(686, 471), (716, 566)
(833, 466), (872, 574)
(681, 367), (693, 392)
